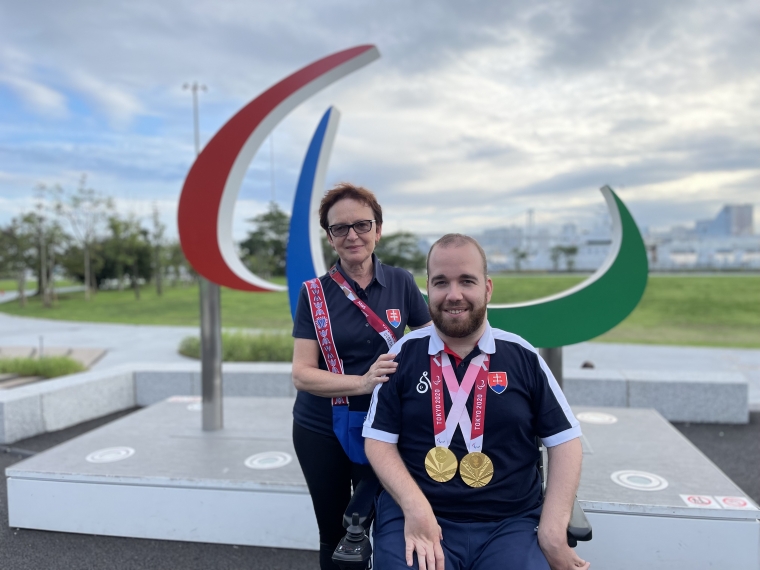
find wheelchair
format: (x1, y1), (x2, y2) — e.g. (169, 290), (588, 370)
(332, 441), (592, 569)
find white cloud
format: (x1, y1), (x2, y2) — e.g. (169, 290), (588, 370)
(0, 74), (67, 116)
(0, 0), (758, 236)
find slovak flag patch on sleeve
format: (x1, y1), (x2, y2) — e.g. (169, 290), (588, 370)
(386, 309), (401, 328)
(488, 371), (508, 394)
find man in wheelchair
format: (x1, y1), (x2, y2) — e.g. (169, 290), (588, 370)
(359, 234), (590, 570)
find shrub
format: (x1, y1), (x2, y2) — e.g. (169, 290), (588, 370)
(0, 356), (85, 378)
(178, 331), (294, 362)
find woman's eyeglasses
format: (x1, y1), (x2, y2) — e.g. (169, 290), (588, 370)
(328, 220), (376, 237)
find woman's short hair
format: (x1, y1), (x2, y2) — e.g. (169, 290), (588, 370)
(319, 183), (383, 231)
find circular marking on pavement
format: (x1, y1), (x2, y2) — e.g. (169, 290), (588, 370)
(187, 403), (202, 411)
(244, 451), (293, 470)
(86, 447), (136, 464)
(611, 470), (668, 491)
(577, 412), (618, 425)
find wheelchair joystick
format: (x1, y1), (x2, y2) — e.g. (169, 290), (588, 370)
(332, 512), (373, 570)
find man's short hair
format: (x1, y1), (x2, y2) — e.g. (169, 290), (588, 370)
(318, 183), (384, 231)
(426, 234), (488, 277)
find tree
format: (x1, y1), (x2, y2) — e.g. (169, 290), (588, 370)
(375, 232), (426, 271)
(49, 175), (113, 300)
(24, 192), (67, 307)
(563, 245), (578, 272)
(239, 202), (290, 278)
(121, 217), (151, 300)
(511, 247), (528, 272)
(166, 241), (192, 286)
(150, 204), (167, 296)
(0, 218), (36, 307)
(550, 246), (563, 272)
(551, 245), (579, 272)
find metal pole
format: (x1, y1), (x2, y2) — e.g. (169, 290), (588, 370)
(185, 81), (223, 431)
(539, 347), (563, 389)
(199, 277), (223, 430)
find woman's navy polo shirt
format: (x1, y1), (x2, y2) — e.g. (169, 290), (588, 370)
(292, 255), (430, 437)
(363, 324), (581, 522)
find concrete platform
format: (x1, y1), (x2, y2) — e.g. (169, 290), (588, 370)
(564, 369), (749, 423)
(573, 406), (759, 569)
(6, 399), (760, 567)
(6, 397), (317, 550)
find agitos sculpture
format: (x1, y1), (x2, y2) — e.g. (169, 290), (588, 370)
(178, 45), (649, 398)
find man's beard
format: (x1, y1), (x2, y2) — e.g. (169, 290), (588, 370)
(430, 296), (488, 338)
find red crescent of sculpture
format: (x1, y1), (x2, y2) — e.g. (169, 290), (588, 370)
(178, 45), (380, 291)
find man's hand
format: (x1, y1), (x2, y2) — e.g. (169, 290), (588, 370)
(537, 525), (590, 570)
(403, 505), (445, 570)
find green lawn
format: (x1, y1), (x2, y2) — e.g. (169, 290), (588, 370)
(0, 279), (78, 291)
(1, 275), (758, 349)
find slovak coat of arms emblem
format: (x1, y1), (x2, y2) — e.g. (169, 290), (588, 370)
(386, 309), (401, 328)
(488, 371), (508, 394)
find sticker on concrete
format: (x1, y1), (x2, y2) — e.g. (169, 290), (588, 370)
(244, 451), (293, 470)
(611, 470), (668, 491)
(577, 412), (618, 425)
(187, 402), (202, 411)
(715, 496), (759, 510)
(86, 447), (136, 463)
(679, 494), (722, 509)
(168, 396), (201, 403)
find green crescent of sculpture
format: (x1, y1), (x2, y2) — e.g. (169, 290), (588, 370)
(485, 185), (649, 347)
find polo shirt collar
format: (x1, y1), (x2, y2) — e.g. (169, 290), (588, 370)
(427, 322), (496, 356)
(335, 254), (387, 289)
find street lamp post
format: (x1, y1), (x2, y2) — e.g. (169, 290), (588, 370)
(183, 82), (223, 431)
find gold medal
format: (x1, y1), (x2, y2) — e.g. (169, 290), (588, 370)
(424, 447), (458, 482)
(459, 452), (493, 488)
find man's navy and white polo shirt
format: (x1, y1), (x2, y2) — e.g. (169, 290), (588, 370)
(363, 324), (581, 522)
(292, 254), (430, 437)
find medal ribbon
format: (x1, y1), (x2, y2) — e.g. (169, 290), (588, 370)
(429, 351), (489, 449)
(329, 266), (397, 350)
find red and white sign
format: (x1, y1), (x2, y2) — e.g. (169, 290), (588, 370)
(715, 496), (758, 511)
(679, 494), (722, 509)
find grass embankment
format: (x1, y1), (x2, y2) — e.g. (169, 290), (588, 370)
(179, 331), (294, 362)
(0, 280), (292, 330)
(594, 275), (760, 348)
(0, 357), (85, 378)
(0, 279), (78, 291)
(1, 275), (758, 349)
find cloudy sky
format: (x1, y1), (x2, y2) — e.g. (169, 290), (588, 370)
(1, 0), (758, 240)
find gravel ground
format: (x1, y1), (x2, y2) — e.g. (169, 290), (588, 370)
(0, 410), (757, 569)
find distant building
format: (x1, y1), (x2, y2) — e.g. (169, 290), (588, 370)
(413, 203), (759, 272)
(696, 204), (754, 237)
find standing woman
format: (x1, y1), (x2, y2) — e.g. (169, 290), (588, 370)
(292, 183), (431, 569)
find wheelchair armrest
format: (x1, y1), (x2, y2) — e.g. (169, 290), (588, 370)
(334, 473), (381, 570)
(342, 472), (380, 530)
(566, 497), (592, 547)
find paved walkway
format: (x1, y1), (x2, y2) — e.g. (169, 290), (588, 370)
(1, 312), (759, 406)
(0, 313), (197, 370)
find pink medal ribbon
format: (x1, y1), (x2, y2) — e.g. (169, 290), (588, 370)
(429, 351), (490, 451)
